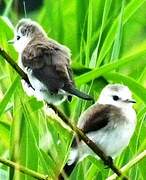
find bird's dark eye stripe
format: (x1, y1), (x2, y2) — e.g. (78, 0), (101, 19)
(17, 35), (21, 40)
(112, 95), (119, 101)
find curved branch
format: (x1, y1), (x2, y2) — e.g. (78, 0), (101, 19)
(0, 47), (127, 179)
(48, 104), (127, 178)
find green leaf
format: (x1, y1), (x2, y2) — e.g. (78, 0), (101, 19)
(75, 47), (146, 86)
(110, 0), (125, 61)
(0, 76), (19, 117)
(96, 0), (146, 66)
(90, 0), (112, 68)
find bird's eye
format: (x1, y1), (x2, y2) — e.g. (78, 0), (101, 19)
(112, 95), (119, 101)
(17, 35), (21, 40)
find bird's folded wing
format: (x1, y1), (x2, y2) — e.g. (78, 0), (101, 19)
(22, 40), (70, 68)
(80, 104), (119, 133)
(22, 41), (73, 92)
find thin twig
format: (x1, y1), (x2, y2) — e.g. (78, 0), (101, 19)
(0, 47), (127, 179)
(107, 150), (146, 180)
(0, 157), (49, 180)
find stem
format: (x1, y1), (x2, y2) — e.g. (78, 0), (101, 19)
(0, 157), (49, 180)
(107, 150), (146, 180)
(0, 47), (127, 179)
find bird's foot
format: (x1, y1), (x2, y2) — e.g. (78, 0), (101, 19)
(104, 156), (113, 169)
(50, 89), (59, 95)
(26, 67), (31, 73)
(67, 95), (72, 102)
(21, 79), (35, 96)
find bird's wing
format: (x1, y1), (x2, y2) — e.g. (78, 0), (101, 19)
(79, 104), (120, 133)
(22, 40), (93, 100)
(22, 40), (73, 92)
(22, 39), (71, 69)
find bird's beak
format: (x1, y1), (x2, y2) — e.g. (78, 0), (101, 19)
(124, 99), (136, 103)
(8, 39), (15, 44)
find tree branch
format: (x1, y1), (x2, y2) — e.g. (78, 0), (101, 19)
(0, 157), (49, 180)
(0, 47), (127, 179)
(107, 150), (146, 180)
(48, 104), (127, 179)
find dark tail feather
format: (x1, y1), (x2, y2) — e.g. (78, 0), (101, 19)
(58, 161), (77, 180)
(63, 86), (94, 101)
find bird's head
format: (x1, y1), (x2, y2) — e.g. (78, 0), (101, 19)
(98, 84), (136, 109)
(9, 18), (47, 53)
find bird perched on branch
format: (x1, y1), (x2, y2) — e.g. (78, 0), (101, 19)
(60, 84), (136, 178)
(9, 18), (93, 105)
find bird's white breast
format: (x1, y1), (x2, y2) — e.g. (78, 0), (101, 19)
(81, 108), (136, 159)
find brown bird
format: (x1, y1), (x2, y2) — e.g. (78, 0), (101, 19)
(10, 19), (93, 105)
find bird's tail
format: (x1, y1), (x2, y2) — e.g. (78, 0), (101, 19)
(58, 161), (77, 180)
(63, 86), (94, 101)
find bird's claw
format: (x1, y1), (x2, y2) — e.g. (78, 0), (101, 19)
(104, 156), (113, 169)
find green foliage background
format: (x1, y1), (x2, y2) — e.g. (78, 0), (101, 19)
(0, 0), (146, 179)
